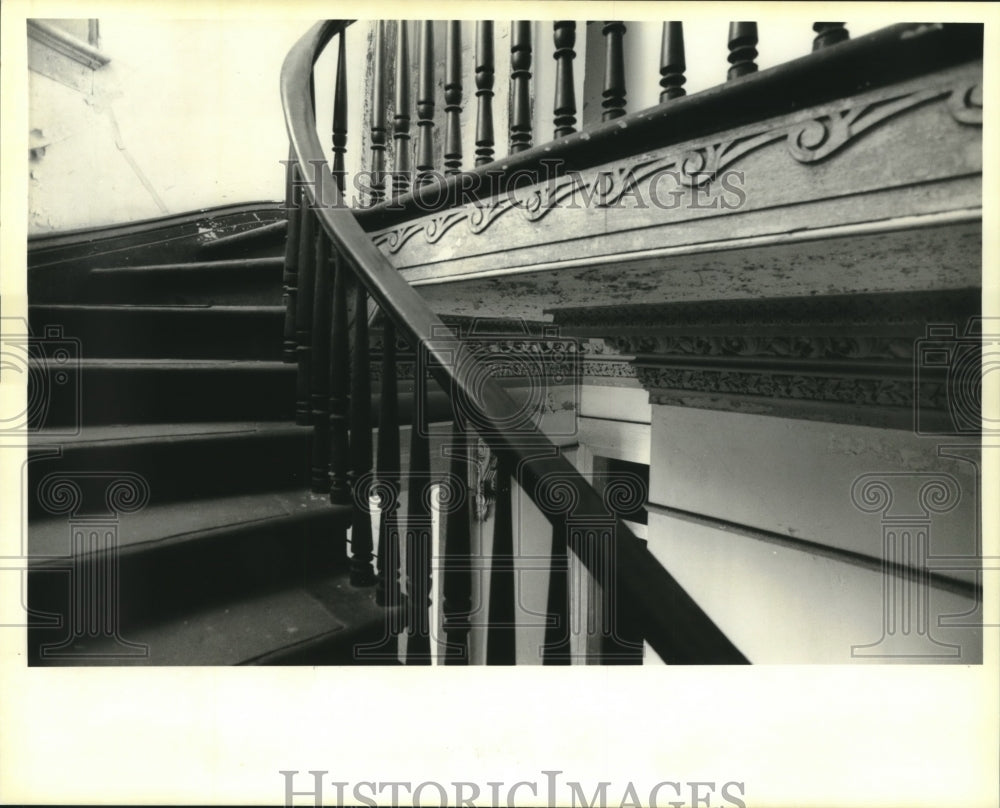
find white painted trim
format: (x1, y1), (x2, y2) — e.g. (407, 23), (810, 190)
(27, 20), (110, 70)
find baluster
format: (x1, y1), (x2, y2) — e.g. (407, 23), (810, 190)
(393, 21), (412, 196)
(812, 22), (849, 50)
(309, 231), (333, 493)
(332, 32), (348, 192)
(474, 21), (496, 166)
(444, 21), (463, 175)
(552, 21), (577, 138)
(659, 22), (686, 102)
(375, 319), (402, 613)
(349, 283), (376, 586)
(406, 368), (433, 663)
(415, 21), (436, 186)
(542, 521), (571, 664)
(727, 22), (758, 80)
(282, 154), (301, 364)
(328, 250), (351, 506)
(442, 417), (472, 663)
(486, 462), (516, 664)
(294, 205), (315, 426)
(509, 21), (533, 152)
(369, 21), (387, 204)
(601, 21), (627, 121)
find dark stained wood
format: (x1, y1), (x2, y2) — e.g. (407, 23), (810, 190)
(727, 22), (758, 80)
(332, 32), (349, 191)
(415, 21), (436, 186)
(309, 230), (332, 493)
(552, 21), (577, 138)
(444, 21), (463, 176)
(601, 21), (627, 120)
(282, 156), (301, 364)
(293, 204), (315, 426)
(474, 21), (496, 166)
(356, 23), (983, 232)
(327, 249), (351, 507)
(813, 22), (849, 51)
(369, 20), (387, 204)
(509, 21), (533, 153)
(486, 462), (516, 664)
(442, 419), (472, 663)
(375, 319), (402, 611)
(393, 21), (413, 196)
(348, 282), (376, 586)
(405, 369), (433, 663)
(659, 22), (686, 102)
(542, 520), (571, 664)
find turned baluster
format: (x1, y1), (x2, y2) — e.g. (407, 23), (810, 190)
(509, 21), (533, 152)
(659, 22), (686, 102)
(415, 21), (436, 186)
(309, 231), (333, 493)
(542, 520), (571, 664)
(282, 154), (301, 364)
(444, 21), (463, 175)
(392, 21), (412, 196)
(486, 462), (516, 664)
(406, 369), (433, 663)
(294, 205), (315, 426)
(369, 20), (387, 204)
(552, 21), (577, 138)
(812, 22), (849, 50)
(474, 21), (496, 166)
(442, 418), (472, 663)
(727, 22), (758, 80)
(332, 32), (348, 192)
(328, 251), (351, 507)
(348, 283), (376, 586)
(375, 319), (402, 614)
(601, 21), (627, 120)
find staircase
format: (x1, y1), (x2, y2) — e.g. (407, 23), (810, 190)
(26, 216), (392, 665)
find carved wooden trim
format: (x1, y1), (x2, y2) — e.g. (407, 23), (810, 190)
(373, 77), (982, 256)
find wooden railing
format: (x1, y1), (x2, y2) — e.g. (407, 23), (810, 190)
(280, 19), (980, 664)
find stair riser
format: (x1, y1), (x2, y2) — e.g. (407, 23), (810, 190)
(27, 431), (312, 518)
(27, 509), (350, 658)
(80, 275), (283, 306)
(31, 365), (296, 428)
(29, 308), (284, 360)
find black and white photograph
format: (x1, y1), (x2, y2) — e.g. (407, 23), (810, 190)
(1, 1), (997, 806)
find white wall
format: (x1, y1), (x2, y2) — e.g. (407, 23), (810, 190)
(28, 18), (312, 234)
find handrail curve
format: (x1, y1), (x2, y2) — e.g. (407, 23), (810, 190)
(281, 20), (749, 663)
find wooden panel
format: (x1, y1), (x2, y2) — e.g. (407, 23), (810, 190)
(646, 510), (981, 664)
(648, 404), (981, 586)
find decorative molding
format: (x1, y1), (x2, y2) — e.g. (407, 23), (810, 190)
(373, 79), (981, 255)
(28, 20), (110, 70)
(470, 438), (498, 522)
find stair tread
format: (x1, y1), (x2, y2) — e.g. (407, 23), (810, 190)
(34, 357), (288, 369)
(89, 257), (284, 273)
(34, 572), (385, 666)
(30, 420), (309, 447)
(30, 489), (348, 566)
(31, 304), (283, 313)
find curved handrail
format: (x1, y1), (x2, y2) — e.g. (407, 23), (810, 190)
(281, 20), (748, 663)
